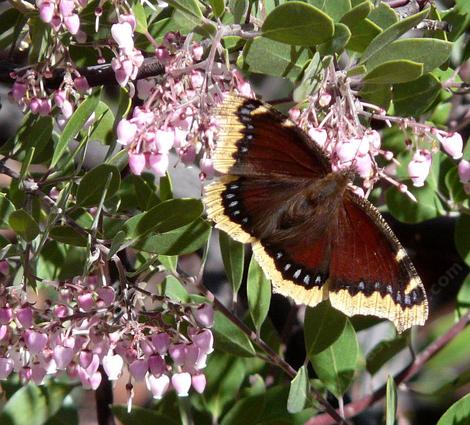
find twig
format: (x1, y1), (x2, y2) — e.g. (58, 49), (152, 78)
(307, 309), (470, 425)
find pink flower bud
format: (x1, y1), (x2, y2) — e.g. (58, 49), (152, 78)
(169, 344), (187, 366)
(30, 97), (41, 114)
(20, 366), (32, 383)
(39, 2), (55, 23)
(336, 141), (357, 163)
(173, 128), (188, 148)
(61, 99), (74, 119)
(64, 13), (80, 34)
(111, 22), (134, 52)
(96, 287), (115, 306)
(184, 343), (199, 369)
(146, 373), (170, 399)
(16, 305), (33, 328)
(192, 44), (204, 61)
(53, 304), (70, 318)
(136, 79), (154, 100)
(79, 350), (93, 369)
(102, 353), (123, 380)
(365, 130), (381, 152)
(77, 291), (94, 312)
(56, 114), (68, 130)
(408, 149), (432, 187)
(437, 132), (463, 160)
(119, 14), (136, 32)
(78, 366), (102, 390)
(200, 157), (214, 179)
(308, 127), (327, 147)
(354, 154), (373, 178)
(74, 76), (90, 93)
(11, 82), (27, 102)
(190, 71), (204, 89)
(191, 373), (206, 393)
(117, 119), (137, 145)
(24, 330), (48, 354)
(74, 29), (87, 43)
(156, 129), (174, 153)
(128, 152), (146, 175)
(50, 15), (62, 31)
(148, 355), (166, 376)
(319, 92), (332, 107)
(53, 345), (74, 369)
(155, 46), (170, 63)
(38, 98), (52, 116)
(129, 358), (148, 380)
(288, 108), (301, 122)
(0, 358), (13, 380)
(172, 372), (191, 397)
(148, 153), (169, 176)
(458, 159), (470, 183)
(192, 330), (213, 355)
(0, 307), (12, 325)
(193, 303), (213, 328)
(31, 363), (46, 385)
(54, 90), (66, 107)
(180, 144), (196, 165)
(152, 332), (170, 355)
(59, 0), (75, 17)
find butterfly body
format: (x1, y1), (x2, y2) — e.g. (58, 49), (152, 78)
(204, 95), (428, 333)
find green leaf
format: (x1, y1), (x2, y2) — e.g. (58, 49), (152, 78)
(368, 2), (398, 29)
(293, 52), (323, 102)
(209, 0), (225, 17)
(16, 116), (53, 165)
(49, 226), (87, 247)
(133, 218), (211, 255)
(360, 8), (429, 63)
(305, 302), (347, 356)
(87, 101), (115, 145)
(456, 0), (470, 14)
(445, 168), (468, 204)
(213, 310), (256, 357)
(29, 18), (49, 63)
(366, 334), (408, 375)
(0, 194), (16, 227)
(455, 215), (470, 267)
(385, 375), (397, 425)
(456, 273), (470, 320)
(45, 396), (78, 425)
(365, 38), (452, 74)
(9, 210), (40, 242)
(340, 1), (371, 27)
(346, 18), (381, 52)
(386, 183), (443, 224)
(133, 175), (160, 210)
(132, 2), (148, 33)
(363, 59), (423, 84)
(52, 92), (100, 167)
(112, 405), (178, 425)
(122, 198), (203, 240)
(194, 352), (246, 419)
(229, 0), (248, 23)
(241, 37), (310, 80)
(0, 382), (73, 425)
(308, 0), (351, 21)
(287, 365), (309, 414)
(247, 256), (271, 332)
(76, 164), (121, 207)
(393, 73), (441, 116)
(219, 230), (245, 295)
(306, 304), (358, 397)
(161, 275), (189, 302)
(436, 392), (470, 425)
(261, 2), (334, 46)
(317, 23), (351, 55)
(166, 0), (203, 20)
(37, 242), (87, 280)
(160, 173), (173, 201)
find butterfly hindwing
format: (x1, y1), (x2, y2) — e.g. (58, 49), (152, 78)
(329, 192), (428, 333)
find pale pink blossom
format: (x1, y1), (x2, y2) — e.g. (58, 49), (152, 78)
(408, 149), (432, 187)
(458, 159), (470, 183)
(146, 373), (170, 399)
(102, 352), (124, 380)
(172, 372), (191, 397)
(117, 119), (137, 145)
(191, 373), (206, 393)
(129, 358), (148, 380)
(111, 22), (134, 53)
(193, 303), (213, 328)
(437, 132), (463, 159)
(308, 127), (327, 147)
(148, 153), (169, 176)
(24, 330), (48, 354)
(0, 358), (14, 380)
(59, 0), (75, 17)
(128, 153), (146, 175)
(64, 14), (80, 34)
(39, 2), (55, 23)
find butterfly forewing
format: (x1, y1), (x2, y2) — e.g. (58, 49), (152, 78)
(204, 94), (428, 333)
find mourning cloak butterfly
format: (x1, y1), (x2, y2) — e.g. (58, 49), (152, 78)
(203, 95), (428, 333)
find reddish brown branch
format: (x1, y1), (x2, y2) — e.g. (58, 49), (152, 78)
(307, 309), (470, 425)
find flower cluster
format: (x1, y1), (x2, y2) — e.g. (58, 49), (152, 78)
(0, 275), (214, 402)
(37, 0), (86, 37)
(117, 32), (254, 179)
(289, 88), (465, 196)
(110, 17), (144, 87)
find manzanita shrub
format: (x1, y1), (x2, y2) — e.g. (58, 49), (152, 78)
(0, 0), (470, 424)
